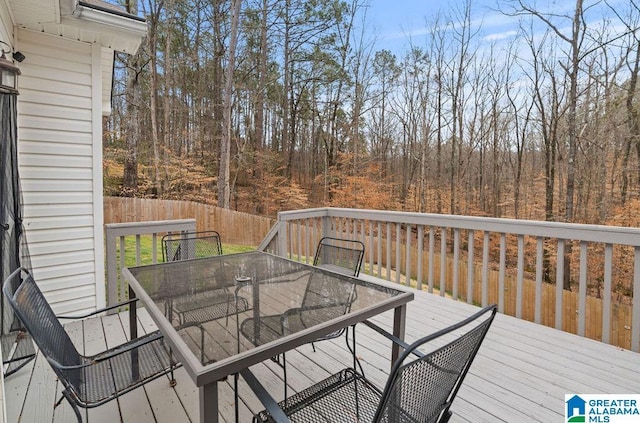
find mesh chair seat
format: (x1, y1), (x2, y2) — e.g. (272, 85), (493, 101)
(172, 290), (250, 324)
(240, 306), (342, 347)
(252, 305), (497, 423)
(76, 331), (173, 405)
(162, 230), (252, 328)
(255, 368), (383, 423)
(240, 272), (357, 347)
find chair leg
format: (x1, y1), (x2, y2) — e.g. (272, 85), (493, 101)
(234, 373), (240, 423)
(57, 389), (83, 423)
(168, 346), (177, 387)
(282, 352), (288, 405)
(438, 410), (453, 423)
(345, 325), (365, 377)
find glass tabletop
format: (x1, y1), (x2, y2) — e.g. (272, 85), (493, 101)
(127, 251), (409, 370)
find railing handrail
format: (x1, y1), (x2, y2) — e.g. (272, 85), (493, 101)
(277, 208), (640, 246)
(270, 207), (640, 352)
(101, 210), (640, 352)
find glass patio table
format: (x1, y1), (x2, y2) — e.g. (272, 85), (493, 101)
(123, 251), (414, 423)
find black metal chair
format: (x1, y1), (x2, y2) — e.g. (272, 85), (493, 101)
(240, 271), (359, 400)
(2, 268), (178, 423)
(162, 229), (223, 261)
(248, 304), (498, 423)
(309, 237), (365, 352)
(313, 236), (365, 277)
(162, 230), (250, 325)
(240, 271), (357, 346)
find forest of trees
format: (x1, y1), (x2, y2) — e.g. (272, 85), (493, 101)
(105, 0), (640, 226)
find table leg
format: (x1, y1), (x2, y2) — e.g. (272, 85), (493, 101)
(391, 303), (407, 367)
(200, 382), (219, 423)
(128, 286), (139, 379)
(252, 279), (260, 342)
(129, 285), (138, 340)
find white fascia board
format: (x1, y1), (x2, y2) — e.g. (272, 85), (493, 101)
(64, 3), (147, 54)
(73, 4), (146, 38)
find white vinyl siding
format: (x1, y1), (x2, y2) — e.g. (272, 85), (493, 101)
(17, 29), (101, 315)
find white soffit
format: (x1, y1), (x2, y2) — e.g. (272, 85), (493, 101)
(10, 0), (146, 54)
(7, 0), (59, 26)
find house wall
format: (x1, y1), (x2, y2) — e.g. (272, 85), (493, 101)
(16, 28), (104, 315)
(0, 0), (10, 43)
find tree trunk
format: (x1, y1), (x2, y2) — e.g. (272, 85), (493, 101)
(218, 0), (242, 209)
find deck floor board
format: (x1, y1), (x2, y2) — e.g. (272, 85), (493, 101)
(5, 283), (640, 423)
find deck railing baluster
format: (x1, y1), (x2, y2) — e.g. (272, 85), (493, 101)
(499, 233), (506, 313)
(396, 224), (402, 285)
(428, 227), (435, 294)
(417, 226), (424, 291)
(482, 231), (489, 307)
(296, 220), (302, 261)
(453, 228), (460, 300)
(535, 237), (543, 324)
(406, 225), (412, 287)
(578, 241), (588, 337)
(369, 220), (374, 276)
(555, 239), (565, 330)
(386, 223), (392, 280)
(603, 243), (613, 344)
(440, 228), (447, 297)
(467, 230), (474, 305)
(516, 235), (524, 318)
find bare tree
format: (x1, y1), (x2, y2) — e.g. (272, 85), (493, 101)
(218, 0), (243, 208)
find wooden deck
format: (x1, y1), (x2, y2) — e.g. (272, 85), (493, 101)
(5, 281), (640, 423)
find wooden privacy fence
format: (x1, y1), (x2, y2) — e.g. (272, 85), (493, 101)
(103, 196), (274, 247)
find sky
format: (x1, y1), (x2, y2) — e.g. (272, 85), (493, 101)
(366, 0), (507, 53)
(364, 0), (629, 57)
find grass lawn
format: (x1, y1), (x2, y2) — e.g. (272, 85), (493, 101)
(116, 235), (256, 267)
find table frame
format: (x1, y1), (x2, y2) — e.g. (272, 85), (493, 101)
(123, 252), (414, 423)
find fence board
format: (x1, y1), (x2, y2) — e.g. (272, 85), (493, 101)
(103, 197), (273, 247)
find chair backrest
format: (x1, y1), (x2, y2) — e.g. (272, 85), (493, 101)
(373, 304), (497, 423)
(313, 237), (365, 277)
(2, 268), (82, 387)
(162, 230), (222, 262)
(298, 272), (357, 326)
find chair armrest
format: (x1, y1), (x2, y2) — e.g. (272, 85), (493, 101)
(240, 368), (291, 423)
(90, 331), (165, 363)
(258, 270), (311, 286)
(175, 321), (204, 331)
(363, 320), (424, 359)
(57, 298), (140, 319)
(47, 331), (165, 371)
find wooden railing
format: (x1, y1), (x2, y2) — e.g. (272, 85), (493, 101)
(104, 219), (196, 308)
(103, 207), (640, 351)
(260, 207), (640, 352)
